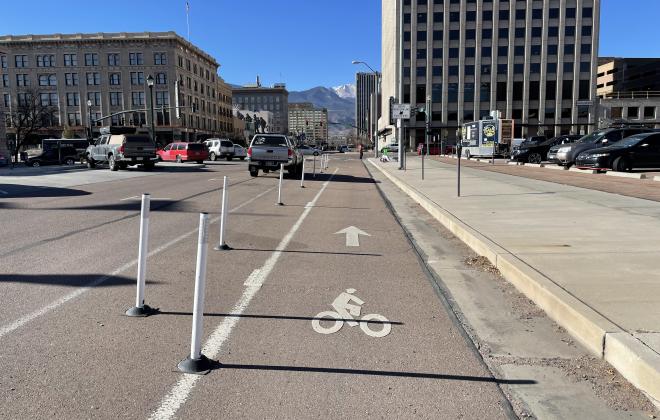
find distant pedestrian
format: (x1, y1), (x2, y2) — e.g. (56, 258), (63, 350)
(359, 145), (364, 160)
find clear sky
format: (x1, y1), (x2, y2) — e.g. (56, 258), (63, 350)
(0, 0), (658, 91)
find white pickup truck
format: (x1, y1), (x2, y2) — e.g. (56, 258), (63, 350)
(247, 134), (303, 177)
(204, 138), (235, 161)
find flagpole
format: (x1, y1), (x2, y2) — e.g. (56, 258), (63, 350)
(186, 2), (190, 41)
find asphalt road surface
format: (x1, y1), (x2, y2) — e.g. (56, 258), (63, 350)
(0, 157), (516, 418)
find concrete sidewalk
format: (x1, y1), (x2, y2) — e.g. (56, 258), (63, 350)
(368, 156), (660, 406)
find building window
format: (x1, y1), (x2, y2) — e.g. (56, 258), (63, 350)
(417, 49), (427, 59)
(87, 92), (101, 106)
(130, 72), (145, 85)
(156, 73), (167, 84)
(416, 67), (426, 77)
(156, 91), (170, 106)
(432, 83), (442, 102)
(1, 74), (8, 87)
(154, 52), (167, 65)
(583, 7), (593, 18)
(417, 31), (427, 42)
(450, 30), (460, 40)
(37, 55), (55, 67)
(447, 83), (458, 102)
(15, 55), (28, 68)
(39, 93), (58, 106)
(562, 80), (573, 100)
(547, 62), (557, 74)
(514, 46), (525, 56)
(16, 74), (29, 86)
(465, 65), (475, 75)
(464, 83), (474, 102)
(482, 28), (492, 39)
(465, 47), (475, 57)
(483, 10), (493, 21)
(86, 72), (101, 85)
(449, 48), (459, 58)
(531, 27), (542, 37)
(433, 48), (442, 58)
(482, 46), (492, 57)
(131, 92), (145, 106)
(109, 92), (123, 106)
(497, 46), (508, 56)
(643, 107), (655, 119)
(564, 62), (574, 73)
(480, 82), (490, 102)
(548, 45), (558, 55)
(84, 53), (99, 66)
(549, 8), (560, 19)
(564, 44), (574, 55)
(65, 73), (79, 86)
(68, 112), (82, 126)
(178, 55), (183, 67)
(532, 9), (542, 19)
(498, 28), (509, 39)
(107, 53), (120, 66)
(433, 30), (443, 41)
(432, 66), (442, 77)
(497, 64), (507, 74)
(514, 63), (524, 74)
(565, 26), (575, 37)
(449, 65), (459, 75)
(66, 92), (80, 106)
(566, 8), (576, 19)
(129, 53), (144, 65)
(38, 74), (57, 86)
(416, 85), (426, 103)
(0, 55), (6, 68)
(481, 65), (491, 75)
(64, 53), (77, 66)
(109, 73), (121, 85)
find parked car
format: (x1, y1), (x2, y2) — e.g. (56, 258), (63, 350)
(0, 152), (9, 166)
(233, 145), (247, 160)
(511, 135), (582, 163)
(338, 145), (348, 153)
(42, 139), (91, 163)
(26, 146), (79, 167)
(298, 145), (320, 156)
(85, 127), (158, 171)
(157, 142), (208, 163)
(204, 138), (235, 161)
(575, 132), (660, 171)
(554, 127), (653, 167)
(247, 134), (303, 177)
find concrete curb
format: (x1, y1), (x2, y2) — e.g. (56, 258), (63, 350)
(368, 159), (660, 406)
(522, 163), (545, 168)
(543, 165), (569, 171)
(605, 171), (648, 180)
(568, 167), (599, 174)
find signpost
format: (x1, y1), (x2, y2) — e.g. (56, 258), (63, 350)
(391, 102), (411, 171)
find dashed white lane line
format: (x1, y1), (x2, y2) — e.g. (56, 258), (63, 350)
(0, 186), (277, 340)
(121, 196), (173, 201)
(148, 168), (339, 420)
(120, 196), (139, 201)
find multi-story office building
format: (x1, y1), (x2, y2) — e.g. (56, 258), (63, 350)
(597, 58), (660, 98)
(381, 0), (601, 148)
(356, 72), (380, 142)
(216, 77), (234, 138)
(0, 31), (226, 143)
(288, 102), (328, 144)
(232, 81), (289, 134)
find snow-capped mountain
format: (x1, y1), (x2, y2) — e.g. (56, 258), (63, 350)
(333, 84), (356, 99)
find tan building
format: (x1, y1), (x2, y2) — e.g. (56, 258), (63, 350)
(288, 102), (328, 144)
(216, 76), (234, 139)
(232, 80), (289, 134)
(0, 31), (228, 144)
(597, 58), (660, 98)
(381, 0), (601, 148)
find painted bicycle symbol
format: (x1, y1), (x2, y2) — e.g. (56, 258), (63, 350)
(311, 289), (391, 338)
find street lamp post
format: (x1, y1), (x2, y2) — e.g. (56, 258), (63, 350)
(86, 99), (93, 141)
(146, 75), (156, 143)
(352, 60), (380, 158)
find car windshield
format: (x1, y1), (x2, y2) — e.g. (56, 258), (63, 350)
(187, 143), (205, 151)
(576, 130), (607, 144)
(252, 136), (288, 147)
(125, 136), (152, 143)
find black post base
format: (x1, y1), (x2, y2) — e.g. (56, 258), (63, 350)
(125, 304), (156, 317)
(177, 354), (213, 375)
(213, 243), (232, 251)
(277, 202), (284, 206)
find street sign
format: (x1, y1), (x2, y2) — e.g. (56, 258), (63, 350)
(391, 103), (411, 119)
(576, 100), (593, 106)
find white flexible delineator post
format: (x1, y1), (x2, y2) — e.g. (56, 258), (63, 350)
(214, 176), (231, 251)
(126, 193), (155, 317)
(277, 163), (284, 205)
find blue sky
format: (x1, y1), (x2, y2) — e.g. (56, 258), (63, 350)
(0, 0), (658, 91)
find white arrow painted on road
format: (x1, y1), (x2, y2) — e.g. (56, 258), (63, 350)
(334, 226), (370, 247)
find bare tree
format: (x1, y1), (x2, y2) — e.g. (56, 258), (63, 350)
(6, 88), (58, 163)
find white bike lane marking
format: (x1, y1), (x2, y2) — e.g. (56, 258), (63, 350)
(149, 168), (339, 420)
(311, 288), (392, 338)
(0, 186), (277, 340)
(334, 226), (370, 247)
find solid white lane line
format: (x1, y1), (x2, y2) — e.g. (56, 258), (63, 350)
(120, 196), (139, 201)
(0, 186), (276, 340)
(148, 168), (339, 420)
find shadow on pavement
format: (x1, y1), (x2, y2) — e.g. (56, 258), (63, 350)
(204, 362), (536, 384)
(155, 311), (403, 325)
(229, 247), (381, 257)
(302, 173), (379, 184)
(461, 191), (558, 198)
(0, 273), (159, 288)
(0, 184), (92, 199)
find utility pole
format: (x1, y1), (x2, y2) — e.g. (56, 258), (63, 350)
(397, 0), (404, 169)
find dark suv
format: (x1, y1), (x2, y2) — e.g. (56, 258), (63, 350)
(554, 127), (653, 167)
(576, 132), (660, 171)
(512, 135), (581, 163)
(26, 147), (79, 167)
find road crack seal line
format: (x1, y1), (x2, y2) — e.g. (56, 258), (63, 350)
(148, 168), (338, 420)
(0, 186), (277, 341)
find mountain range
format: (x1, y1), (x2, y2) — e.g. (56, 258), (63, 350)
(289, 85), (356, 136)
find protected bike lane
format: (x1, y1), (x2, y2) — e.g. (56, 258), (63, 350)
(166, 156), (518, 418)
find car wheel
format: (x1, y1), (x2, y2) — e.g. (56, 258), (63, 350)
(64, 157), (75, 166)
(196, 160), (203, 164)
(249, 167), (259, 177)
(108, 155), (118, 171)
(240, 157), (245, 161)
(210, 152), (217, 161)
(528, 153), (542, 164)
(464, 150), (471, 159)
(313, 151), (319, 156)
(86, 156), (96, 169)
(176, 155), (182, 163)
(143, 162), (155, 171)
(613, 156), (629, 172)
(226, 156), (232, 161)
(31, 161), (40, 167)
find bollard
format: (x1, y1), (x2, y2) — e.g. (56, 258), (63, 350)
(313, 155), (317, 178)
(214, 176), (231, 251)
(126, 193), (155, 317)
(300, 157), (306, 188)
(177, 213), (213, 375)
(277, 163), (284, 205)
